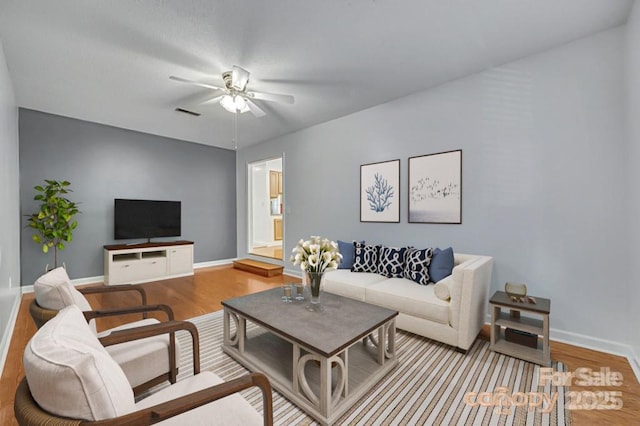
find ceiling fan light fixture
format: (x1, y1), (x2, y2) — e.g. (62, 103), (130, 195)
(220, 94), (249, 114)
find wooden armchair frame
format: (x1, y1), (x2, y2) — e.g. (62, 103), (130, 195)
(30, 284), (155, 328)
(14, 320), (274, 426)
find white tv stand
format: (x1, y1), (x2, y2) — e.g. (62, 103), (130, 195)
(104, 241), (194, 285)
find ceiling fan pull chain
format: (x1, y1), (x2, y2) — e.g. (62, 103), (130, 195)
(233, 110), (238, 150)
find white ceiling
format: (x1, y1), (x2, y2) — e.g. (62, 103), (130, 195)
(0, 0), (633, 150)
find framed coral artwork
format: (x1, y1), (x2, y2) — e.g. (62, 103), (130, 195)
(409, 149), (462, 224)
(360, 159), (400, 223)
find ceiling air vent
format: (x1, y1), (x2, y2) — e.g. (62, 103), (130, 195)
(175, 107), (200, 117)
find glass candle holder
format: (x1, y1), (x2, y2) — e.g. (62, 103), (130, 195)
(295, 283), (305, 300)
(281, 284), (293, 303)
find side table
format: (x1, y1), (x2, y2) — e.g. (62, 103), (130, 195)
(489, 291), (551, 366)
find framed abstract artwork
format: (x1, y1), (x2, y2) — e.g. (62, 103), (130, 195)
(360, 159), (400, 223)
(408, 149), (462, 224)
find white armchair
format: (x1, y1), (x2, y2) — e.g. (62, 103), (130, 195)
(16, 305), (273, 425)
(30, 267), (180, 394)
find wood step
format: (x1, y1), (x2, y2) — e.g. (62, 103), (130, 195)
(233, 259), (284, 277)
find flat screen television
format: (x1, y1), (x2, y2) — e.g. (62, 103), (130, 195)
(114, 199), (181, 241)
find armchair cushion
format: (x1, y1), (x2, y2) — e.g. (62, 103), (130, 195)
(100, 318), (180, 389)
(23, 305), (135, 421)
(33, 267), (96, 332)
(135, 371), (262, 425)
(34, 267), (90, 309)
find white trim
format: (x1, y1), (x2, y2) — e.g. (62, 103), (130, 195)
(0, 290), (21, 377)
(71, 275), (104, 286)
(284, 268), (303, 279)
(551, 329), (640, 383)
(194, 258), (235, 269)
(485, 315), (640, 383)
(629, 347), (640, 384)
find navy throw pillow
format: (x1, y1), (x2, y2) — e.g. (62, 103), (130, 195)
(429, 247), (455, 282)
(351, 242), (380, 273)
(337, 240), (364, 270)
(378, 246), (408, 278)
(403, 247), (433, 285)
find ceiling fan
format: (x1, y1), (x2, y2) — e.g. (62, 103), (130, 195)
(170, 65), (294, 118)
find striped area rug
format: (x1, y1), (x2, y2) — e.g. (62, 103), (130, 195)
(167, 311), (571, 425)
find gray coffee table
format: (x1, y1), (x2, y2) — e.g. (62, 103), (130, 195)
(222, 288), (398, 426)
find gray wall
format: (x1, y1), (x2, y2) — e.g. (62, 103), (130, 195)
(238, 28), (629, 348)
(19, 109), (237, 285)
(626, 3), (640, 366)
(0, 40), (21, 372)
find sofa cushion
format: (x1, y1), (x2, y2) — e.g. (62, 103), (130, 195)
(351, 242), (380, 273)
(429, 247), (455, 282)
(366, 278), (450, 325)
(23, 305), (135, 421)
(337, 240), (364, 270)
(323, 269), (388, 301)
(403, 247), (433, 285)
(98, 318), (180, 389)
(378, 246), (408, 278)
(135, 371), (262, 425)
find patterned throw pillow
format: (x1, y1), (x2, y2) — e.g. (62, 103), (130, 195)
(378, 246), (408, 278)
(337, 240), (364, 269)
(351, 242), (380, 273)
(404, 247), (434, 285)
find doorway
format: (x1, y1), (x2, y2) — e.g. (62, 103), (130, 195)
(248, 157), (283, 260)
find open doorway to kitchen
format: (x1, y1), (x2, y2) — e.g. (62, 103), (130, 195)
(248, 157), (283, 260)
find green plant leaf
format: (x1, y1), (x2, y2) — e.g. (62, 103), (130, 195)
(29, 179), (79, 258)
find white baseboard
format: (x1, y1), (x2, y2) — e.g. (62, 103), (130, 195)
(627, 346), (640, 384)
(284, 268), (303, 278)
(194, 258), (235, 269)
(0, 290), (22, 377)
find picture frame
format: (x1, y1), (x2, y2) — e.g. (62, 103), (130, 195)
(360, 159), (400, 223)
(408, 149), (462, 224)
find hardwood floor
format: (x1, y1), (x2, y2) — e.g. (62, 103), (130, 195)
(1, 265), (638, 425)
(250, 245), (284, 260)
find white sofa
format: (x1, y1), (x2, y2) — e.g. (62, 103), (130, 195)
(323, 253), (493, 351)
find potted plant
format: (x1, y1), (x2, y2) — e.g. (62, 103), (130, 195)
(27, 179), (80, 269)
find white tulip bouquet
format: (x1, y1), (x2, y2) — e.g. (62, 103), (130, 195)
(290, 235), (342, 273)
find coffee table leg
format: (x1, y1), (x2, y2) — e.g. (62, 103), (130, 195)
(340, 350), (349, 398)
(387, 319), (396, 360)
(293, 343), (300, 393)
(320, 357), (331, 415)
(223, 310), (243, 348)
(238, 316), (246, 354)
(295, 351), (347, 417)
(377, 325), (385, 365)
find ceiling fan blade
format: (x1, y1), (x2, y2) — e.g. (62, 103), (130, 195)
(246, 90), (295, 104)
(169, 75), (225, 91)
(231, 65), (250, 91)
(245, 98), (266, 117)
(200, 94), (226, 105)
